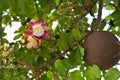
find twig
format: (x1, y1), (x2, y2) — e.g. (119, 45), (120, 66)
(74, 0), (97, 28)
(30, 32), (89, 80)
(0, 57), (38, 71)
(0, 65), (15, 69)
(16, 60), (38, 71)
(0, 15), (2, 43)
(35, 0), (40, 17)
(92, 0), (103, 31)
(74, 0), (88, 27)
(49, 3), (58, 8)
(118, 0), (120, 9)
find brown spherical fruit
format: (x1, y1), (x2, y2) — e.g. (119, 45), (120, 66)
(83, 31), (120, 70)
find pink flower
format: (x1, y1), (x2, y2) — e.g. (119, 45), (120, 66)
(24, 30), (41, 49)
(24, 18), (49, 49)
(28, 18), (49, 39)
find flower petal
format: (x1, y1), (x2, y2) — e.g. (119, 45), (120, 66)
(36, 18), (43, 24)
(28, 21), (35, 27)
(39, 30), (49, 39)
(33, 40), (41, 48)
(24, 30), (33, 37)
(28, 18), (43, 28)
(26, 36), (41, 49)
(42, 23), (48, 28)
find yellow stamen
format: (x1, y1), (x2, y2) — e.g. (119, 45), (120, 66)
(27, 37), (37, 49)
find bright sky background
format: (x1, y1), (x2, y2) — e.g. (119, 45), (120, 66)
(4, 21), (21, 42)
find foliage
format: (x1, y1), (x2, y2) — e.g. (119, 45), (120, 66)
(0, 0), (120, 80)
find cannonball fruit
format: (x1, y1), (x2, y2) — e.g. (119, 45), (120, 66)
(83, 31), (120, 70)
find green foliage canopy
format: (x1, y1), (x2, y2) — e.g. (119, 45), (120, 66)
(0, 0), (120, 80)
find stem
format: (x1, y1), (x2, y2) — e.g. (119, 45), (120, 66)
(92, 0), (103, 31)
(35, 0), (40, 17)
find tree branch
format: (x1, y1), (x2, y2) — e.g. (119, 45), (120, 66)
(92, 0), (103, 31)
(30, 32), (89, 80)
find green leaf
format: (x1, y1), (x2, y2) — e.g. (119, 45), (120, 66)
(2, 15), (11, 25)
(90, 65), (101, 78)
(56, 34), (67, 50)
(113, 0), (118, 4)
(40, 74), (48, 80)
(63, 58), (72, 69)
(57, 33), (74, 50)
(2, 38), (9, 44)
(111, 10), (120, 20)
(55, 0), (60, 5)
(2, 30), (7, 37)
(104, 0), (111, 4)
(114, 20), (120, 26)
(71, 28), (81, 38)
(69, 70), (83, 80)
(54, 60), (67, 76)
(13, 33), (21, 40)
(68, 48), (83, 66)
(78, 45), (84, 57)
(105, 4), (116, 10)
(99, 20), (106, 31)
(10, 0), (36, 18)
(104, 68), (120, 80)
(47, 70), (54, 79)
(105, 15), (111, 21)
(0, 0), (10, 12)
(84, 65), (101, 80)
(38, 46), (51, 59)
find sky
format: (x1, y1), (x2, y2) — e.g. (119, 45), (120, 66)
(4, 21), (21, 42)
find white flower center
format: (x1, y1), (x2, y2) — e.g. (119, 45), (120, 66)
(33, 25), (45, 37)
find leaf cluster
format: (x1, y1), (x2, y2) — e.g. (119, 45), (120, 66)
(0, 0), (119, 80)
